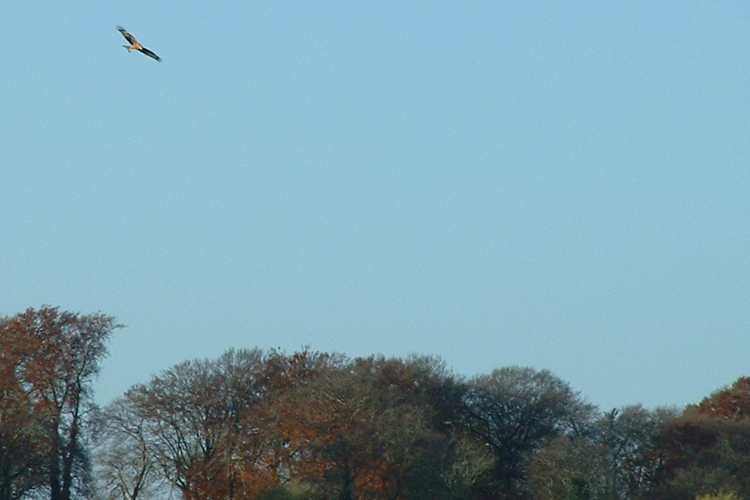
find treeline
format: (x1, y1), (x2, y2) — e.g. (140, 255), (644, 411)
(1, 307), (749, 500)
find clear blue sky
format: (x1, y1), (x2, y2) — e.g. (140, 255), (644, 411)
(2, 1), (749, 410)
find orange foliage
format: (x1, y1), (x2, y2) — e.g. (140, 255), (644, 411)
(693, 377), (750, 420)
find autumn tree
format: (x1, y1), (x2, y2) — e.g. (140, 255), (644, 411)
(269, 354), (465, 499)
(123, 348), (279, 499)
(654, 417), (750, 498)
(0, 373), (47, 499)
(1, 306), (119, 500)
(649, 377), (750, 499)
(693, 377), (750, 420)
(0, 316), (47, 499)
(256, 348), (343, 486)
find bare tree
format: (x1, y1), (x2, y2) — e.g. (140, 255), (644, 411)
(93, 398), (162, 499)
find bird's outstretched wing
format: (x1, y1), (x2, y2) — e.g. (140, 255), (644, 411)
(139, 47), (161, 62)
(116, 26), (137, 45)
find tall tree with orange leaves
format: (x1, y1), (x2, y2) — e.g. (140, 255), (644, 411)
(272, 355), (462, 500)
(0, 315), (47, 499)
(1, 306), (119, 500)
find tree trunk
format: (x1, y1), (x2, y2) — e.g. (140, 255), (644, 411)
(339, 465), (355, 500)
(49, 423), (62, 500)
(61, 387), (82, 500)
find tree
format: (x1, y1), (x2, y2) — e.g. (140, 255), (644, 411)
(529, 435), (605, 500)
(592, 405), (676, 499)
(654, 415), (750, 499)
(270, 355), (463, 499)
(440, 436), (495, 499)
(0, 316), (47, 499)
(463, 367), (595, 499)
(652, 377), (750, 499)
(92, 398), (161, 499)
(123, 348), (278, 499)
(528, 405), (677, 500)
(693, 377), (750, 420)
(1, 306), (119, 500)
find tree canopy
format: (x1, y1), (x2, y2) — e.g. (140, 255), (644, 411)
(1, 305), (747, 500)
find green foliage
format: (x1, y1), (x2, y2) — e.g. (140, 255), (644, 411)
(441, 436), (495, 498)
(695, 493), (741, 500)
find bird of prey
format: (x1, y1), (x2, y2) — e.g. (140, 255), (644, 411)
(117, 26), (161, 62)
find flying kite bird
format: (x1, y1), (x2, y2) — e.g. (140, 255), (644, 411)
(117, 26), (161, 62)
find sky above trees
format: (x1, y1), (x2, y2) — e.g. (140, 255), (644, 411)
(1, 2), (749, 410)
